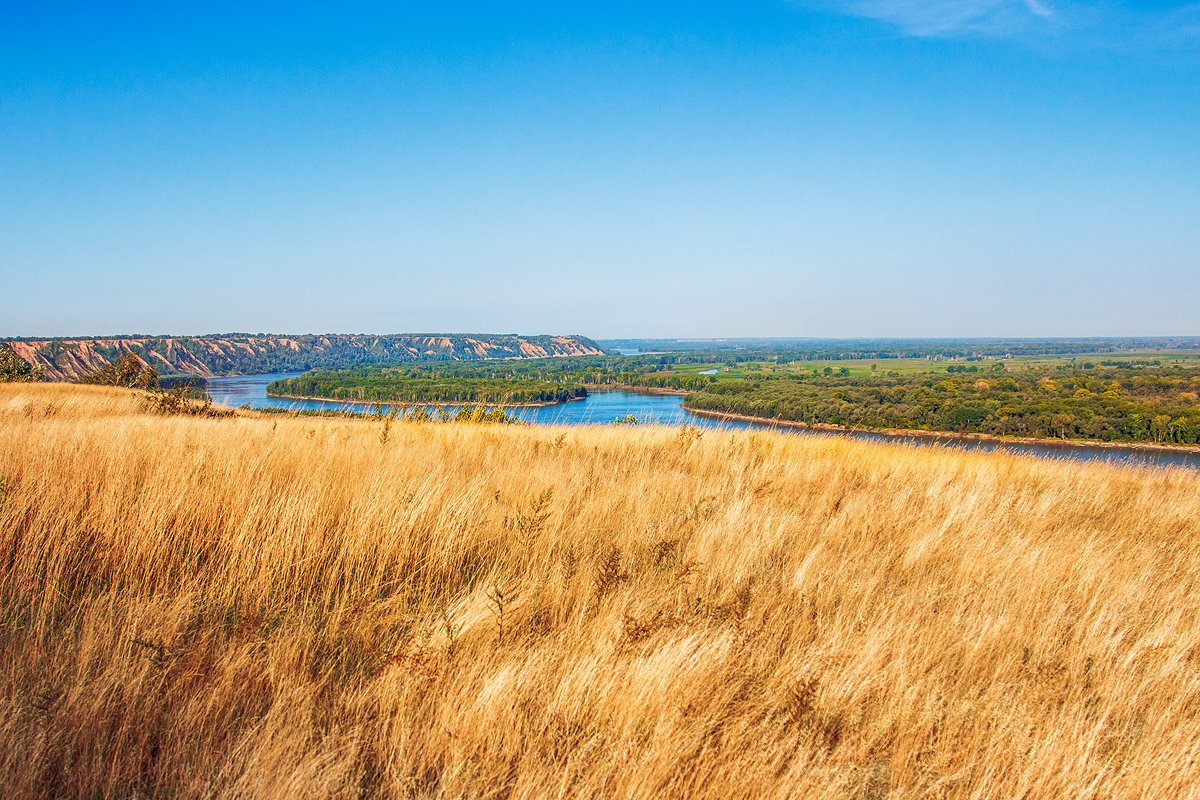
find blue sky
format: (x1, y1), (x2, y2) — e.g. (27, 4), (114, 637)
(2, 1), (1198, 338)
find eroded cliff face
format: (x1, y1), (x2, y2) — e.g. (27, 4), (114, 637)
(5, 334), (608, 380)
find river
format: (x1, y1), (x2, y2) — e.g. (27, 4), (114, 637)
(207, 373), (1200, 470)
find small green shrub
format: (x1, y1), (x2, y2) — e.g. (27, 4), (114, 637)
(145, 385), (231, 417)
(77, 353), (159, 389)
(0, 346), (43, 382)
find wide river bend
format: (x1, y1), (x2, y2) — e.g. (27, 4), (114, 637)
(208, 373), (1200, 470)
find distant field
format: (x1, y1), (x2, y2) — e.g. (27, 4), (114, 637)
(3, 382), (1200, 798)
(667, 351), (1200, 380)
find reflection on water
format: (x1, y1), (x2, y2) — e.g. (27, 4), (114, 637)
(207, 373), (1199, 470)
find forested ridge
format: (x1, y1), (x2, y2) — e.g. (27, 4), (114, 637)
(684, 365), (1200, 444)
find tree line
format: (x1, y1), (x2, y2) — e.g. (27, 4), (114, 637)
(601, 337), (1200, 360)
(265, 357), (718, 403)
(268, 368), (586, 405)
(683, 365), (1200, 445)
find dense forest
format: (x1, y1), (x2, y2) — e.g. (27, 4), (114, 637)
(268, 366), (587, 405)
(268, 357), (717, 404)
(683, 365), (1200, 445)
(2, 334), (607, 380)
(506, 356), (715, 390)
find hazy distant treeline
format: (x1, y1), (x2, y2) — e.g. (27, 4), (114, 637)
(602, 337), (1200, 361)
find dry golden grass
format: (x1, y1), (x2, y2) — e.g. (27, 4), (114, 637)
(2, 382), (1199, 799)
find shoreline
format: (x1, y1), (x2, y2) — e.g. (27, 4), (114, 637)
(682, 406), (1200, 456)
(582, 383), (690, 396)
(265, 384), (688, 408)
(264, 392), (585, 409)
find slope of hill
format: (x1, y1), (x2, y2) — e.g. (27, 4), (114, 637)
(2, 333), (608, 380)
(2, 382), (1199, 798)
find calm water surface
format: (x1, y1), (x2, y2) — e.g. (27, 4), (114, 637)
(208, 373), (1200, 470)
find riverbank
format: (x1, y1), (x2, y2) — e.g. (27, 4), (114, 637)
(683, 405), (1200, 456)
(581, 383), (689, 396)
(209, 375), (1199, 468)
(263, 391), (585, 409)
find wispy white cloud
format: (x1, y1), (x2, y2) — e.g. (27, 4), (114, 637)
(1023, 0), (1054, 19)
(814, 0), (1058, 37)
(801, 1), (1200, 47)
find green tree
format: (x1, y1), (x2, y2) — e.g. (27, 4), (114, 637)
(1050, 413), (1074, 439)
(1151, 415), (1172, 443)
(0, 346), (43, 382)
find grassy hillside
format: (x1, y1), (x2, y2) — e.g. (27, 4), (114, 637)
(3, 334), (608, 381)
(2, 383), (1199, 799)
